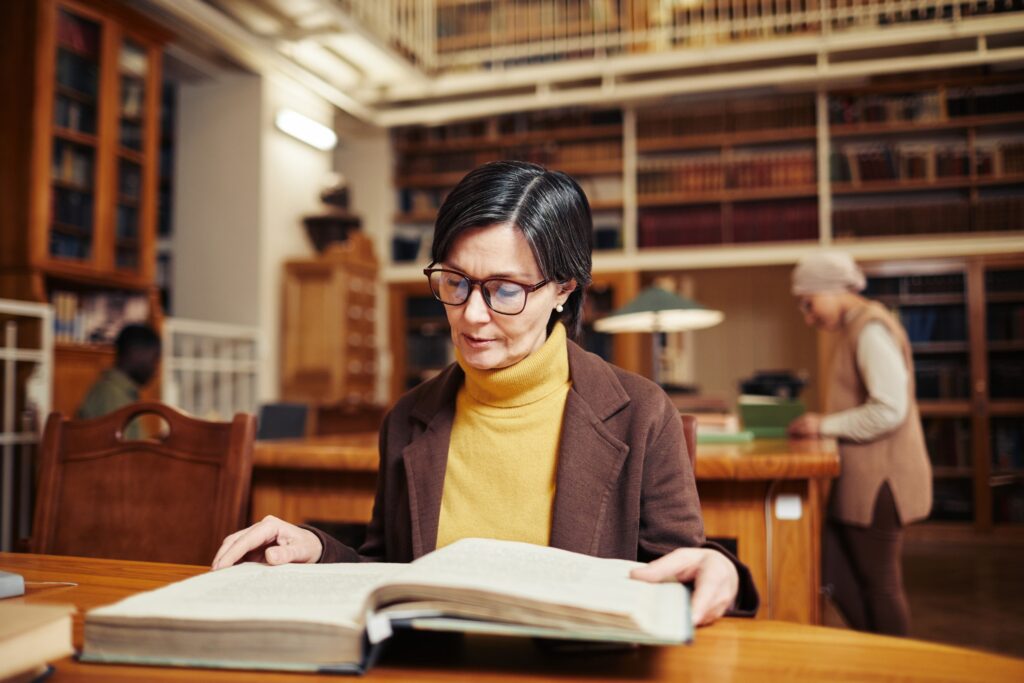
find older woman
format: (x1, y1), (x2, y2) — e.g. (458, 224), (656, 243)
(788, 250), (932, 635)
(213, 161), (758, 625)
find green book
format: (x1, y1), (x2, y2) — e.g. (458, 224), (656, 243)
(738, 396), (806, 439)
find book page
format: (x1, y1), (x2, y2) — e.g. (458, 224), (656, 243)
(89, 562), (406, 628)
(376, 538), (688, 642)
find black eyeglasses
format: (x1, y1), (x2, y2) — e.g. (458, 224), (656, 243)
(424, 268), (549, 315)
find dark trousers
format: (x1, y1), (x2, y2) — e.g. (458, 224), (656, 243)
(823, 483), (910, 636)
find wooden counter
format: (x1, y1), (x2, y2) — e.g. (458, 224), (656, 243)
(252, 435), (840, 625)
(4, 552), (1022, 682)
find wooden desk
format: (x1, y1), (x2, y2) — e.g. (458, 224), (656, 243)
(252, 435), (839, 624)
(2, 552), (1021, 682)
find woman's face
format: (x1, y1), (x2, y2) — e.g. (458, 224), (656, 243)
(797, 292), (845, 331)
(440, 223), (575, 370)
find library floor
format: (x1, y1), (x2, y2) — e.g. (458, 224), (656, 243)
(823, 524), (1024, 659)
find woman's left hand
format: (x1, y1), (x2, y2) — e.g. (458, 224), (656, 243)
(788, 412), (822, 438)
(630, 548), (739, 626)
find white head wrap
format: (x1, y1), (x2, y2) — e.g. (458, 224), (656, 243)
(791, 250), (866, 296)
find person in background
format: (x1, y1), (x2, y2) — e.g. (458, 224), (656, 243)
(77, 324), (161, 437)
(788, 250), (932, 636)
(213, 160), (759, 626)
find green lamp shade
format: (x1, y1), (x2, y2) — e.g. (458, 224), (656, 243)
(593, 286), (724, 333)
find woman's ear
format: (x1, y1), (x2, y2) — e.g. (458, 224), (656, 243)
(559, 279), (578, 296)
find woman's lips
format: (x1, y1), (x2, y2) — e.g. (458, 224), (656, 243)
(462, 333), (495, 349)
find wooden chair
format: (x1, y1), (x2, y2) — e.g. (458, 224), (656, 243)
(30, 402), (255, 565)
(681, 414), (697, 468)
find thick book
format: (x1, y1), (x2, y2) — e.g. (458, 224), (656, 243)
(0, 603), (75, 682)
(81, 537), (691, 673)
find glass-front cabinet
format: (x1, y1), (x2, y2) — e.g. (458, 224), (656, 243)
(38, 1), (162, 286)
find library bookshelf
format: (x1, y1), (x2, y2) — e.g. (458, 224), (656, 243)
(862, 256), (1024, 531)
(0, 0), (168, 416)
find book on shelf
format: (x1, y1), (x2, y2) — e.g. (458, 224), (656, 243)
(81, 538), (691, 674)
(0, 603), (75, 683)
(922, 418), (971, 469)
(50, 290), (150, 344)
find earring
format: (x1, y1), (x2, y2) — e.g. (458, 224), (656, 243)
(555, 303), (564, 313)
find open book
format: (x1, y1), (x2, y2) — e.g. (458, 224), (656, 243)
(82, 538), (691, 673)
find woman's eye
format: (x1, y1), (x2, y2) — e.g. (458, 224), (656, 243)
(495, 283), (521, 300)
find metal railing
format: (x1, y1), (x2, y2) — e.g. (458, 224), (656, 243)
(342, 0), (1024, 72)
(161, 318), (261, 421)
(0, 299), (53, 552)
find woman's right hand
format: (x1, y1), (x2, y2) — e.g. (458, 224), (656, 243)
(211, 515), (323, 570)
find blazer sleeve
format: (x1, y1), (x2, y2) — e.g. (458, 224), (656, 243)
(305, 412), (394, 564)
(640, 398), (760, 617)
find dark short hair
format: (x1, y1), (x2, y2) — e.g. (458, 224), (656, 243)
(115, 324), (161, 358)
(430, 160), (593, 341)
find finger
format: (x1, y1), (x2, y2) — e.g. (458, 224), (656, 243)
(212, 520), (281, 570)
(630, 549), (701, 584)
(211, 528), (247, 568)
(266, 541), (305, 566)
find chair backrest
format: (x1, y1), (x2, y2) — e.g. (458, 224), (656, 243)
(680, 414), (697, 468)
(256, 402), (308, 440)
(31, 402), (255, 565)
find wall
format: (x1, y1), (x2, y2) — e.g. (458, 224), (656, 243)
(173, 71), (330, 402)
(333, 114), (393, 402)
(173, 73), (262, 328)
(683, 265), (820, 409)
(258, 74), (330, 400)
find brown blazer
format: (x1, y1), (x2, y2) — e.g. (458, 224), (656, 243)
(310, 341), (758, 614)
(825, 302), (933, 526)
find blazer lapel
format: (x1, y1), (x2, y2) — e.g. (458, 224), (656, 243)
(549, 343), (631, 555)
(402, 363), (462, 559)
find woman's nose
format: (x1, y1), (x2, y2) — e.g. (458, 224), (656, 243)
(463, 286), (491, 322)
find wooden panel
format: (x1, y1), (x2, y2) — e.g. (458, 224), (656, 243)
(699, 480), (769, 617)
(250, 469), (376, 525)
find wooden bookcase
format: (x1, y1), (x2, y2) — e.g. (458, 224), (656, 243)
(280, 233), (379, 408)
(0, 0), (169, 416)
(862, 255), (1024, 530)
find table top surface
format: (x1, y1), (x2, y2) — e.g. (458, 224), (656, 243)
(3, 552), (1020, 682)
(254, 434), (839, 480)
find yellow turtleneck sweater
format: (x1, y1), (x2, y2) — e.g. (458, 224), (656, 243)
(435, 322), (571, 549)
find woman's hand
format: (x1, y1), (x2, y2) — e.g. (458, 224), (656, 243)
(211, 515), (323, 570)
(788, 412), (822, 438)
(630, 548), (739, 626)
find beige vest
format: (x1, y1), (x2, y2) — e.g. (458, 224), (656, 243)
(825, 301), (932, 526)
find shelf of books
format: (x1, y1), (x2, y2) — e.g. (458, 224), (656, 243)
(985, 264), (1024, 525)
(829, 78), (1024, 240)
(864, 256), (1024, 529)
(391, 109), (625, 265)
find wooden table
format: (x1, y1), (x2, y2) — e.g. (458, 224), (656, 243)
(2, 552), (1021, 682)
(252, 435), (839, 624)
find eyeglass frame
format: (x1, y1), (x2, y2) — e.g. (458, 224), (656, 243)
(423, 267), (551, 316)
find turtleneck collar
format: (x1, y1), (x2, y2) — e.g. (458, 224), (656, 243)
(456, 322), (570, 408)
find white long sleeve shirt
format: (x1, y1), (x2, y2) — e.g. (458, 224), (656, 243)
(820, 321), (910, 443)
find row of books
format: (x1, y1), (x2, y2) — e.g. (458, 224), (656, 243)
(829, 91), (943, 126)
(637, 96), (816, 138)
(930, 478), (972, 521)
(49, 232), (91, 260)
(116, 205), (138, 240)
(50, 290), (149, 344)
(392, 109), (622, 148)
(52, 186), (94, 231)
(833, 196), (1024, 237)
(57, 9), (99, 57)
(830, 143), (970, 183)
(638, 200), (818, 247)
(56, 49), (98, 99)
(828, 82), (1024, 125)
(993, 419), (1024, 471)
(986, 268), (1024, 293)
(54, 95), (96, 135)
(396, 175), (623, 217)
(866, 273), (965, 298)
(990, 357), (1024, 399)
(987, 303), (1024, 342)
(397, 141), (622, 178)
(638, 151), (816, 195)
(120, 119), (143, 152)
(915, 359), (971, 400)
(923, 417), (971, 468)
(51, 140), (94, 188)
(119, 162), (142, 200)
(898, 305), (967, 343)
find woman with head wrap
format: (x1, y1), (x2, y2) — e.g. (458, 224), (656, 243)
(788, 250), (932, 636)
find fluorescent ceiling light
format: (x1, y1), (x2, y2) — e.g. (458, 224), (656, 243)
(275, 108), (337, 150)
